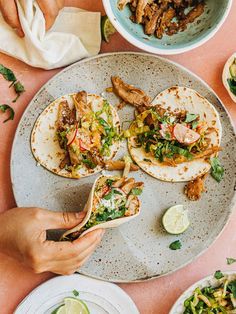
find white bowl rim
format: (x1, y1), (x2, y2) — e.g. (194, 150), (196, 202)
(102, 0), (233, 55)
(169, 270), (236, 313)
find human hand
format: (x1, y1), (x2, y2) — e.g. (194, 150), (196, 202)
(0, 207), (104, 275)
(0, 0), (65, 37)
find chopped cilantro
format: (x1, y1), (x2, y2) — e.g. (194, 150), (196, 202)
(185, 113), (199, 123)
(227, 257), (236, 265)
(106, 179), (114, 187)
(0, 64), (16, 82)
(131, 188), (142, 195)
(72, 289), (79, 296)
(214, 270), (224, 279)
(169, 240), (182, 250)
(13, 81), (25, 102)
(210, 157), (224, 182)
(0, 104), (15, 123)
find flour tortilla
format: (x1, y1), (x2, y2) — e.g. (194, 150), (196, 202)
(128, 86), (222, 182)
(31, 94), (120, 179)
(61, 175), (141, 239)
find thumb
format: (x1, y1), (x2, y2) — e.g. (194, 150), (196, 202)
(43, 210), (86, 230)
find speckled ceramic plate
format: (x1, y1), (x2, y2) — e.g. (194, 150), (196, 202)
(169, 271), (236, 313)
(11, 53), (236, 282)
(14, 274), (139, 314)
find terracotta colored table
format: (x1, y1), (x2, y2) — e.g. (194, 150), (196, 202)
(0, 1), (236, 313)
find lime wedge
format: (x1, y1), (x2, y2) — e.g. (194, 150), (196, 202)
(229, 59), (236, 80)
(101, 16), (116, 43)
(162, 205), (190, 235)
(53, 305), (66, 314)
(64, 297), (90, 314)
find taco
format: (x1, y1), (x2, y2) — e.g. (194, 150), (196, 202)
(126, 86), (222, 182)
(31, 92), (120, 178)
(61, 175), (144, 240)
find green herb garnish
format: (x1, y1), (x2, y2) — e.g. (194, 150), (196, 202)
(214, 270), (224, 279)
(227, 257), (236, 265)
(185, 113), (199, 123)
(210, 157), (224, 182)
(228, 280), (236, 298)
(0, 104), (15, 123)
(106, 179), (114, 187)
(82, 157), (96, 169)
(131, 188), (142, 195)
(0, 64), (16, 83)
(169, 240), (182, 250)
(13, 81), (25, 102)
(103, 190), (113, 200)
(72, 289), (79, 297)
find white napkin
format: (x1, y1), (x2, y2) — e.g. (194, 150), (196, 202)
(0, 1), (101, 69)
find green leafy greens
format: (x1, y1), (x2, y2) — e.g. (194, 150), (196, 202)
(210, 157), (224, 182)
(227, 78), (236, 96)
(0, 104), (15, 123)
(169, 240), (182, 250)
(228, 280), (236, 298)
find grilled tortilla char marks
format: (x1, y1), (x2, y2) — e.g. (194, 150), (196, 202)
(111, 76), (150, 107)
(184, 174), (207, 201)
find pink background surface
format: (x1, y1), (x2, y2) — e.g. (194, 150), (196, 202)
(0, 1), (236, 313)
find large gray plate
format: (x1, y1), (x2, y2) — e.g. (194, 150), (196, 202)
(11, 53), (236, 282)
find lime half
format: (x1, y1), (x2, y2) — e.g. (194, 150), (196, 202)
(101, 16), (116, 42)
(162, 205), (190, 235)
(64, 297), (90, 314)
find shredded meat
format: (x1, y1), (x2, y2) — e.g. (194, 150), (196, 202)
(111, 76), (151, 107)
(136, 0), (151, 23)
(194, 146), (222, 160)
(118, 0), (205, 38)
(105, 160), (139, 171)
(74, 91), (91, 120)
(156, 7), (176, 39)
(179, 3), (205, 31)
(184, 174), (207, 201)
(57, 101), (76, 130)
(117, 0), (131, 10)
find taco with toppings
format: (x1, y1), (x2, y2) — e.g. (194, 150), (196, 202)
(31, 91), (120, 178)
(125, 86), (222, 182)
(61, 175), (144, 240)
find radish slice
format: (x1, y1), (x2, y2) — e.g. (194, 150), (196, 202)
(67, 128), (78, 146)
(160, 124), (174, 140)
(173, 123), (200, 145)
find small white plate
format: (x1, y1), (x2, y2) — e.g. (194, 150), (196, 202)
(14, 274), (139, 314)
(169, 270), (236, 314)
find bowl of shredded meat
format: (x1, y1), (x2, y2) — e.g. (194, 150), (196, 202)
(103, 0), (232, 54)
